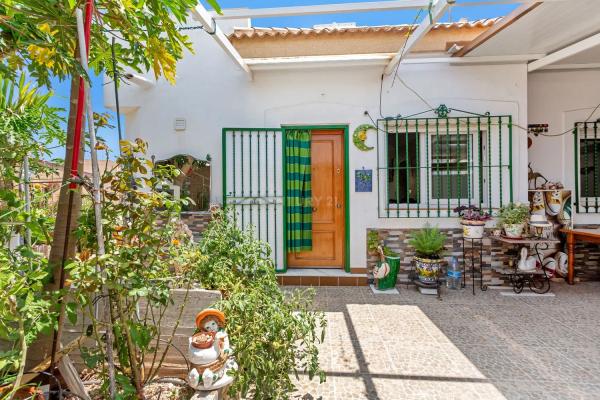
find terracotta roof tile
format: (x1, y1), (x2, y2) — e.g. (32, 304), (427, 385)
(230, 18), (501, 39)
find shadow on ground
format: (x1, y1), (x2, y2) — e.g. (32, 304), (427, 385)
(289, 282), (600, 400)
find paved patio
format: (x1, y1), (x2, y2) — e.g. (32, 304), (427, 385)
(291, 282), (600, 400)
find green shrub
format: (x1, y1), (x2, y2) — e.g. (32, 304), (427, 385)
(68, 140), (204, 398)
(0, 75), (63, 395)
(408, 226), (447, 258)
(194, 210), (326, 399)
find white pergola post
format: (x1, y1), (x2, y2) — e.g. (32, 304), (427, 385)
(191, 5), (253, 79)
(528, 31), (600, 72)
(384, 0), (453, 75)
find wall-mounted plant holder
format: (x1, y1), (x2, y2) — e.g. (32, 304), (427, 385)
(355, 168), (372, 192)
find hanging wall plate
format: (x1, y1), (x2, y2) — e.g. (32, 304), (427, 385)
(353, 124), (376, 151)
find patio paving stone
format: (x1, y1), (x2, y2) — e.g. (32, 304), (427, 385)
(291, 282), (600, 399)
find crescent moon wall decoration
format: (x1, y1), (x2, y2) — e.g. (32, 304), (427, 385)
(353, 124), (376, 151)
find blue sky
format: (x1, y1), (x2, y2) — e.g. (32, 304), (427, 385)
(48, 0), (515, 159)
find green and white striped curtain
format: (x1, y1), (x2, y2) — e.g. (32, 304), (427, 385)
(286, 129), (312, 252)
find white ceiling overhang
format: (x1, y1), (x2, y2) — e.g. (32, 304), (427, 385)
(464, 0), (600, 71)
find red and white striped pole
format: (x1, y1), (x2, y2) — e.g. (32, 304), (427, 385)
(68, 0), (93, 188)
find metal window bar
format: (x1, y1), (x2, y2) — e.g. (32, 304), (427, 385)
(574, 121), (600, 214)
(223, 128), (284, 268)
(377, 116), (513, 218)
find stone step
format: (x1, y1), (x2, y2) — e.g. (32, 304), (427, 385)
(277, 268), (368, 286)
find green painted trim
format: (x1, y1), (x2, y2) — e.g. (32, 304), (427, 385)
(508, 116), (513, 203)
(281, 124), (351, 273)
(343, 125), (350, 273)
(282, 130), (289, 272)
(221, 128), (227, 209)
(574, 124), (579, 214)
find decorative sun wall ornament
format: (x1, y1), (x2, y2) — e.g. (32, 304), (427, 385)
(353, 124), (376, 151)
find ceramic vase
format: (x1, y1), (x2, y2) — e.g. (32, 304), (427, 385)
(531, 190), (546, 215)
(555, 252), (568, 276)
(545, 190), (562, 216)
(543, 257), (556, 278)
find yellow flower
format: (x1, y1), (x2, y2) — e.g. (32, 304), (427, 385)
(27, 23), (57, 69)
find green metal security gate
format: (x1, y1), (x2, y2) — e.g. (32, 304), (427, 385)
(222, 128), (285, 270)
(376, 113), (513, 218)
(574, 121), (600, 213)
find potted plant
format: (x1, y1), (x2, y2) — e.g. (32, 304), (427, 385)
(377, 245), (401, 290)
(453, 205), (492, 239)
(408, 226), (447, 284)
(367, 230), (380, 256)
(497, 202), (530, 238)
(368, 231), (401, 290)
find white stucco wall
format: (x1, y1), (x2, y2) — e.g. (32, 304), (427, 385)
(105, 23), (529, 269)
(528, 70), (600, 225)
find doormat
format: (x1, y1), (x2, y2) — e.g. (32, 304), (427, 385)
(370, 284), (399, 295)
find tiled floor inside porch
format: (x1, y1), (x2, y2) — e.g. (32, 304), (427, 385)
(289, 282), (600, 399)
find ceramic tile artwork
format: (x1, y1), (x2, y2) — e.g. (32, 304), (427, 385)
(290, 282), (600, 400)
(355, 169), (373, 192)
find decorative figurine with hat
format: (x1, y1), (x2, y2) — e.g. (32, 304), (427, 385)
(187, 308), (237, 397)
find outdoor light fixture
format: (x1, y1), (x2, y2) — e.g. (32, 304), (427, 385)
(123, 73), (155, 89)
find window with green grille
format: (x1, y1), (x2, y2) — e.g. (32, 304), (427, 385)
(377, 115), (513, 218)
(574, 121), (600, 213)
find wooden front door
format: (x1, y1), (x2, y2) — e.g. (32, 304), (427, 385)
(288, 130), (345, 268)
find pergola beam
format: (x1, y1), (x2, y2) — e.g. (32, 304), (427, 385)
(384, 0), (452, 75)
(191, 5), (252, 79)
(245, 53), (541, 70)
(537, 63), (600, 71)
(213, 1), (430, 20)
(528, 31), (600, 72)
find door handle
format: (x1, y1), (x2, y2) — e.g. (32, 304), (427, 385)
(336, 203), (342, 209)
(312, 207), (318, 212)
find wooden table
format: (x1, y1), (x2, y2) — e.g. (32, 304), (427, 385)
(560, 228), (600, 285)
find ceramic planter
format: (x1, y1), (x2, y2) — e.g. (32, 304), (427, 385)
(545, 190), (562, 216)
(376, 256), (400, 290)
(460, 220), (485, 239)
(531, 190), (546, 215)
(503, 223), (525, 238)
(414, 256), (443, 284)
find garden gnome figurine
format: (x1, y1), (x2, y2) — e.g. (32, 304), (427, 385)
(188, 308), (237, 400)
